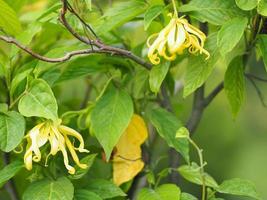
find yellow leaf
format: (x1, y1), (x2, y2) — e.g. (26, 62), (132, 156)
(113, 114), (148, 186)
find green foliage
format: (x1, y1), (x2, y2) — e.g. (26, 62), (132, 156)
(217, 17), (248, 55)
(18, 79), (58, 120)
(0, 0), (22, 35)
(137, 184), (181, 200)
(85, 179), (126, 199)
(178, 163), (218, 188)
(235, 0), (258, 10)
(96, 0), (148, 34)
(257, 35), (267, 72)
(183, 33), (220, 97)
(217, 178), (261, 199)
(149, 62), (170, 93)
(144, 5), (165, 30)
(180, 193), (198, 200)
(147, 106), (189, 162)
(179, 0), (244, 25)
(0, 111), (25, 152)
(224, 57), (245, 117)
(0, 161), (23, 187)
(69, 154), (97, 180)
(74, 190), (102, 200)
(23, 177), (74, 200)
(91, 87), (133, 160)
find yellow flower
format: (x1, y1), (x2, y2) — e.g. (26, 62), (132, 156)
(24, 119), (89, 174)
(147, 14), (210, 65)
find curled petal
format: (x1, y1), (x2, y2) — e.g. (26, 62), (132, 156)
(147, 33), (159, 47)
(52, 126), (75, 174)
(24, 137), (33, 171)
(181, 20), (206, 46)
(59, 125), (89, 153)
(65, 136), (88, 169)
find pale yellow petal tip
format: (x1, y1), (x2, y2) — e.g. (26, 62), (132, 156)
(23, 120), (89, 174)
(146, 12), (209, 65)
(68, 168), (76, 175)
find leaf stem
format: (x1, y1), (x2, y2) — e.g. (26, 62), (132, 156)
(189, 138), (206, 200)
(9, 91), (26, 109)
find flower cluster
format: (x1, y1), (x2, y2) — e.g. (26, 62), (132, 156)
(147, 14), (210, 65)
(24, 119), (89, 174)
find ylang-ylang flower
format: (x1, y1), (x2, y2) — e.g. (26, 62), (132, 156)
(147, 13), (210, 65)
(24, 119), (89, 174)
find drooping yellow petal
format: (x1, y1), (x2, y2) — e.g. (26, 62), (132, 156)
(59, 125), (89, 153)
(113, 114), (148, 186)
(28, 123), (44, 162)
(52, 126), (76, 174)
(24, 137), (33, 171)
(65, 136), (88, 169)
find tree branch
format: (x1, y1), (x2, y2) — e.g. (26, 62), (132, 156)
(186, 86), (205, 133)
(59, 0), (152, 69)
(203, 82), (224, 107)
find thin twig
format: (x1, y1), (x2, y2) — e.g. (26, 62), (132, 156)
(204, 82), (224, 107)
(59, 0), (152, 69)
(246, 75), (267, 107)
(245, 73), (267, 82)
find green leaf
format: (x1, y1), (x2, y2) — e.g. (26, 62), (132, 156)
(217, 17), (248, 55)
(156, 184), (181, 200)
(235, 0), (258, 10)
(137, 184), (181, 200)
(0, 160), (23, 187)
(33, 46), (77, 77)
(224, 57), (245, 117)
(91, 88), (133, 160)
(74, 190), (102, 200)
(69, 154), (97, 180)
(149, 62), (170, 93)
(258, 0), (267, 16)
(86, 179), (126, 199)
(217, 178), (261, 199)
(0, 0), (22, 35)
(56, 56), (108, 83)
(183, 33), (220, 97)
(147, 106), (189, 162)
(18, 79), (58, 120)
(96, 0), (147, 34)
(176, 127), (190, 139)
(132, 68), (149, 99)
(137, 188), (159, 200)
(10, 23), (42, 57)
(180, 193), (198, 200)
(257, 34), (267, 72)
(23, 177), (74, 200)
(0, 103), (8, 113)
(0, 111), (25, 152)
(10, 69), (32, 98)
(144, 5), (165, 30)
(178, 163), (219, 188)
(179, 0), (244, 25)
